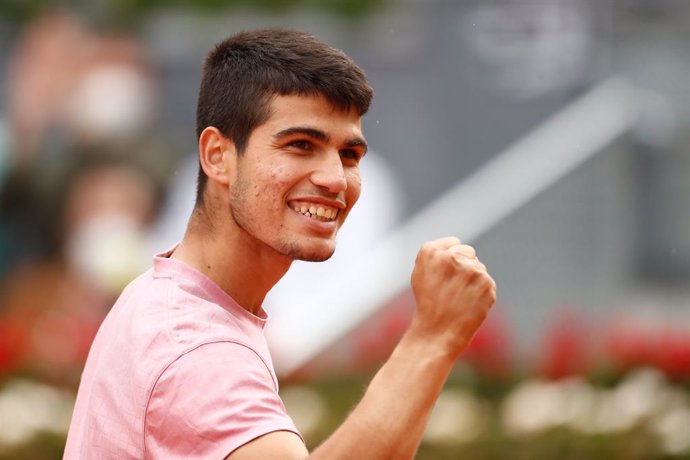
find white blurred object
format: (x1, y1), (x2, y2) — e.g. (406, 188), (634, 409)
(423, 389), (489, 445)
(67, 214), (149, 293)
(66, 64), (155, 142)
(0, 379), (75, 446)
(461, 0), (592, 98)
(652, 405), (690, 455)
(501, 368), (690, 441)
(279, 385), (328, 439)
(501, 377), (596, 436)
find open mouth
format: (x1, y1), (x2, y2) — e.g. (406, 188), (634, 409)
(289, 202), (339, 222)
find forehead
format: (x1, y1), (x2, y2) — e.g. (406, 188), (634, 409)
(261, 93), (363, 136)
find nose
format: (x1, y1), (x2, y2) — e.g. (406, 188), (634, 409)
(310, 151), (347, 193)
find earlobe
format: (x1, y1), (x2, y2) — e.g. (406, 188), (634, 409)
(199, 127), (235, 186)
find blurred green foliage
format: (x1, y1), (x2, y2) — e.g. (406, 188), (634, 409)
(0, 0), (387, 27)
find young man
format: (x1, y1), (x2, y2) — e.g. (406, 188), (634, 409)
(64, 29), (496, 459)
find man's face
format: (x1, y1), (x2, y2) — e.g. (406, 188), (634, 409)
(228, 94), (367, 262)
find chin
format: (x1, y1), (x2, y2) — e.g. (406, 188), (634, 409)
(297, 251), (335, 263)
(281, 239), (336, 262)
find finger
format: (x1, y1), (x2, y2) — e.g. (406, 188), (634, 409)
(466, 260), (489, 277)
(430, 236), (462, 250)
(463, 259), (488, 273)
(448, 244), (476, 260)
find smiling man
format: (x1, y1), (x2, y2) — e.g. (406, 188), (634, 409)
(64, 29), (496, 459)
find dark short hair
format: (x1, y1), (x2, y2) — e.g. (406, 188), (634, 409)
(194, 28), (373, 204)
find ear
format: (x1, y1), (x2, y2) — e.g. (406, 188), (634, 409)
(198, 126), (236, 186)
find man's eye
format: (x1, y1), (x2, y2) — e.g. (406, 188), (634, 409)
(340, 149), (361, 161)
(288, 140), (312, 150)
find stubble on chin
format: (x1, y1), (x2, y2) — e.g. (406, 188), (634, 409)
(281, 239), (336, 262)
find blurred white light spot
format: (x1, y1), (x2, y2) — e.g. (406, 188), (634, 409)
(424, 389), (488, 444)
(502, 377), (596, 436)
(280, 385), (327, 438)
(67, 214), (149, 292)
(0, 379), (75, 446)
(581, 368), (672, 435)
(652, 406), (690, 455)
(67, 65), (154, 140)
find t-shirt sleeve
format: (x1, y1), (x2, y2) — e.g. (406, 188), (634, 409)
(144, 341), (302, 459)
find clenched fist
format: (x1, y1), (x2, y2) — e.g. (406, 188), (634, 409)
(409, 236), (496, 357)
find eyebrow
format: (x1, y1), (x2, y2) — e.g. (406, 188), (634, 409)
(274, 126), (368, 154)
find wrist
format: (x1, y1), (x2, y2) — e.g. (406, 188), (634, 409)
(398, 321), (462, 368)
(405, 316), (474, 360)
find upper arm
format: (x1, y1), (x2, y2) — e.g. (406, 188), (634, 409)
(225, 430), (308, 460)
(145, 341), (302, 458)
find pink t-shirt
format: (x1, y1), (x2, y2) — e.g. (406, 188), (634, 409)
(64, 249), (301, 459)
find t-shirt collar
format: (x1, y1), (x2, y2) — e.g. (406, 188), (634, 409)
(152, 244), (269, 326)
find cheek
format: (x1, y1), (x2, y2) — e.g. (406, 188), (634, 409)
(267, 164), (285, 179)
(264, 157), (296, 177)
(347, 169), (362, 204)
(260, 166), (298, 202)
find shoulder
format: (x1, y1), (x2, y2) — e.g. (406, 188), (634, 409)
(157, 340), (277, 393)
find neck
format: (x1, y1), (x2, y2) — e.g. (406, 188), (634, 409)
(171, 206), (291, 316)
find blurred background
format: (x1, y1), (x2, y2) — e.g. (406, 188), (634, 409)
(1, 0), (689, 458)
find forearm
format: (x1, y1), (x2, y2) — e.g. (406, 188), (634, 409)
(309, 327), (457, 460)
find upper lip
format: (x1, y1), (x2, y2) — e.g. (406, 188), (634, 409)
(288, 196), (346, 210)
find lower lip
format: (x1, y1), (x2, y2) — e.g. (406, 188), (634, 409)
(289, 207), (338, 234)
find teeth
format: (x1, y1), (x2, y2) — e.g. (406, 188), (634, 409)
(290, 202), (338, 221)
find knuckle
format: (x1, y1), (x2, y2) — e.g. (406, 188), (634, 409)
(453, 257), (472, 272)
(488, 291), (497, 305)
(486, 281), (497, 302)
(421, 241), (434, 251)
(478, 272), (494, 288)
(486, 278), (496, 292)
(469, 263), (484, 277)
(470, 260), (485, 273)
(461, 244), (477, 258)
(419, 242), (437, 257)
(417, 245), (433, 263)
(444, 236), (461, 245)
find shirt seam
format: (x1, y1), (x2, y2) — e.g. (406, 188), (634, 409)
(141, 339), (277, 456)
